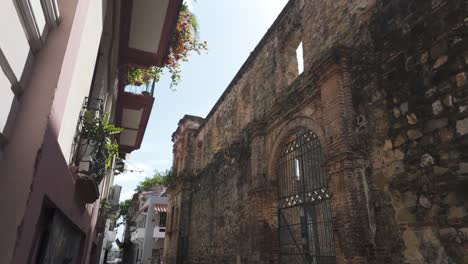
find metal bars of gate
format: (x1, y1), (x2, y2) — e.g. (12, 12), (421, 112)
(277, 129), (336, 264)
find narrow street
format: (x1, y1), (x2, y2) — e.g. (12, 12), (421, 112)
(0, 0), (467, 264)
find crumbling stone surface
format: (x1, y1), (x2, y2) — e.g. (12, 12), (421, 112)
(164, 0), (468, 263)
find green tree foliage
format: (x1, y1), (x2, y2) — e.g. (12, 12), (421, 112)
(134, 169), (175, 192)
(115, 199), (132, 228)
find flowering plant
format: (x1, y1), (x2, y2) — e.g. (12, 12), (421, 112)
(165, 2), (207, 88)
(127, 1), (207, 89)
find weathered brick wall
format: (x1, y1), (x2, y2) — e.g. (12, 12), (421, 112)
(351, 0), (468, 263)
(193, 0), (305, 169)
(301, 0), (375, 68)
(187, 137), (253, 263)
(165, 0), (468, 263)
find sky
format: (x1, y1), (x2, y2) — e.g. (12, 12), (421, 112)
(114, 0), (289, 238)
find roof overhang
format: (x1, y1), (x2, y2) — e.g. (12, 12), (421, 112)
(116, 89), (154, 153)
(116, 0), (183, 153)
(119, 0), (183, 68)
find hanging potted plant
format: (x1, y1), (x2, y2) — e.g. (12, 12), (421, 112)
(77, 111), (122, 174)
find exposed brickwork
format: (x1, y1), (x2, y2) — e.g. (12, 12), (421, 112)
(164, 0), (468, 263)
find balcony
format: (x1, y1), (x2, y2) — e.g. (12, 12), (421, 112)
(154, 226), (166, 239)
(115, 72), (155, 154)
(130, 226), (166, 243)
(70, 97), (106, 203)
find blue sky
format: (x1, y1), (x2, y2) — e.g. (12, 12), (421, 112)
(114, 0), (289, 238)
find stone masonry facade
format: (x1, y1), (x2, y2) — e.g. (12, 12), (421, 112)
(164, 0), (468, 263)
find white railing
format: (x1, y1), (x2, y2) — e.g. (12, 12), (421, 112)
(131, 226), (166, 242)
(153, 226), (166, 239)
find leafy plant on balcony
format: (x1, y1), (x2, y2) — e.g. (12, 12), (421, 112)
(101, 115), (122, 169)
(127, 1), (207, 89)
(81, 111), (122, 170)
(127, 67), (163, 87)
(127, 67), (144, 86)
(81, 110), (103, 139)
(100, 199), (113, 212)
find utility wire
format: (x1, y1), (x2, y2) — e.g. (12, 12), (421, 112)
(119, 159), (144, 174)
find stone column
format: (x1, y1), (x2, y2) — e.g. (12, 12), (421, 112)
(248, 123), (280, 263)
(320, 48), (373, 263)
(250, 125), (267, 187)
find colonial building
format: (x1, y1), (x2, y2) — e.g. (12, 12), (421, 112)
(128, 186), (168, 264)
(0, 0), (182, 263)
(166, 0), (468, 263)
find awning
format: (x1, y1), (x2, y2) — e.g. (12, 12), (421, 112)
(133, 203), (167, 220)
(154, 203), (167, 213)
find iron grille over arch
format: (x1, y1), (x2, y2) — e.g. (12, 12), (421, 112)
(277, 129), (336, 264)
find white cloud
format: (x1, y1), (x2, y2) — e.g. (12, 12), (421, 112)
(120, 190), (137, 201)
(153, 159), (172, 167)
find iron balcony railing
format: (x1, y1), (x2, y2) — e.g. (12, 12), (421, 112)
(70, 97), (107, 185)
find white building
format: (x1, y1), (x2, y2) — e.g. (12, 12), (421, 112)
(130, 188), (168, 264)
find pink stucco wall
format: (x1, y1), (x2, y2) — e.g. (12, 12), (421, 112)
(0, 0), (101, 263)
(11, 126), (99, 263)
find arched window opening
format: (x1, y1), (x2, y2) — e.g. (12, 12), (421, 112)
(277, 129), (336, 264)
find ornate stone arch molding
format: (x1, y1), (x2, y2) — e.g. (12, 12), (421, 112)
(267, 116), (326, 182)
(263, 47), (374, 263)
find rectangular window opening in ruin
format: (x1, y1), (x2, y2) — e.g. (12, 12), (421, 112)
(296, 42), (304, 74)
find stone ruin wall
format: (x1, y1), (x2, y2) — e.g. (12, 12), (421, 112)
(165, 0), (468, 263)
(195, 0), (375, 168)
(356, 0), (468, 263)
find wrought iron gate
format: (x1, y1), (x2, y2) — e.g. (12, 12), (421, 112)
(278, 129), (336, 264)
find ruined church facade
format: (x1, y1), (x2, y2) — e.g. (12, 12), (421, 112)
(164, 0), (468, 263)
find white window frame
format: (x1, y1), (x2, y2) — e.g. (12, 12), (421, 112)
(41, 0), (60, 27)
(1, 0), (60, 92)
(0, 0), (59, 146)
(14, 0), (60, 52)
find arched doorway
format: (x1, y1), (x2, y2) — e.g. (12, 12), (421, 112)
(277, 129), (336, 264)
